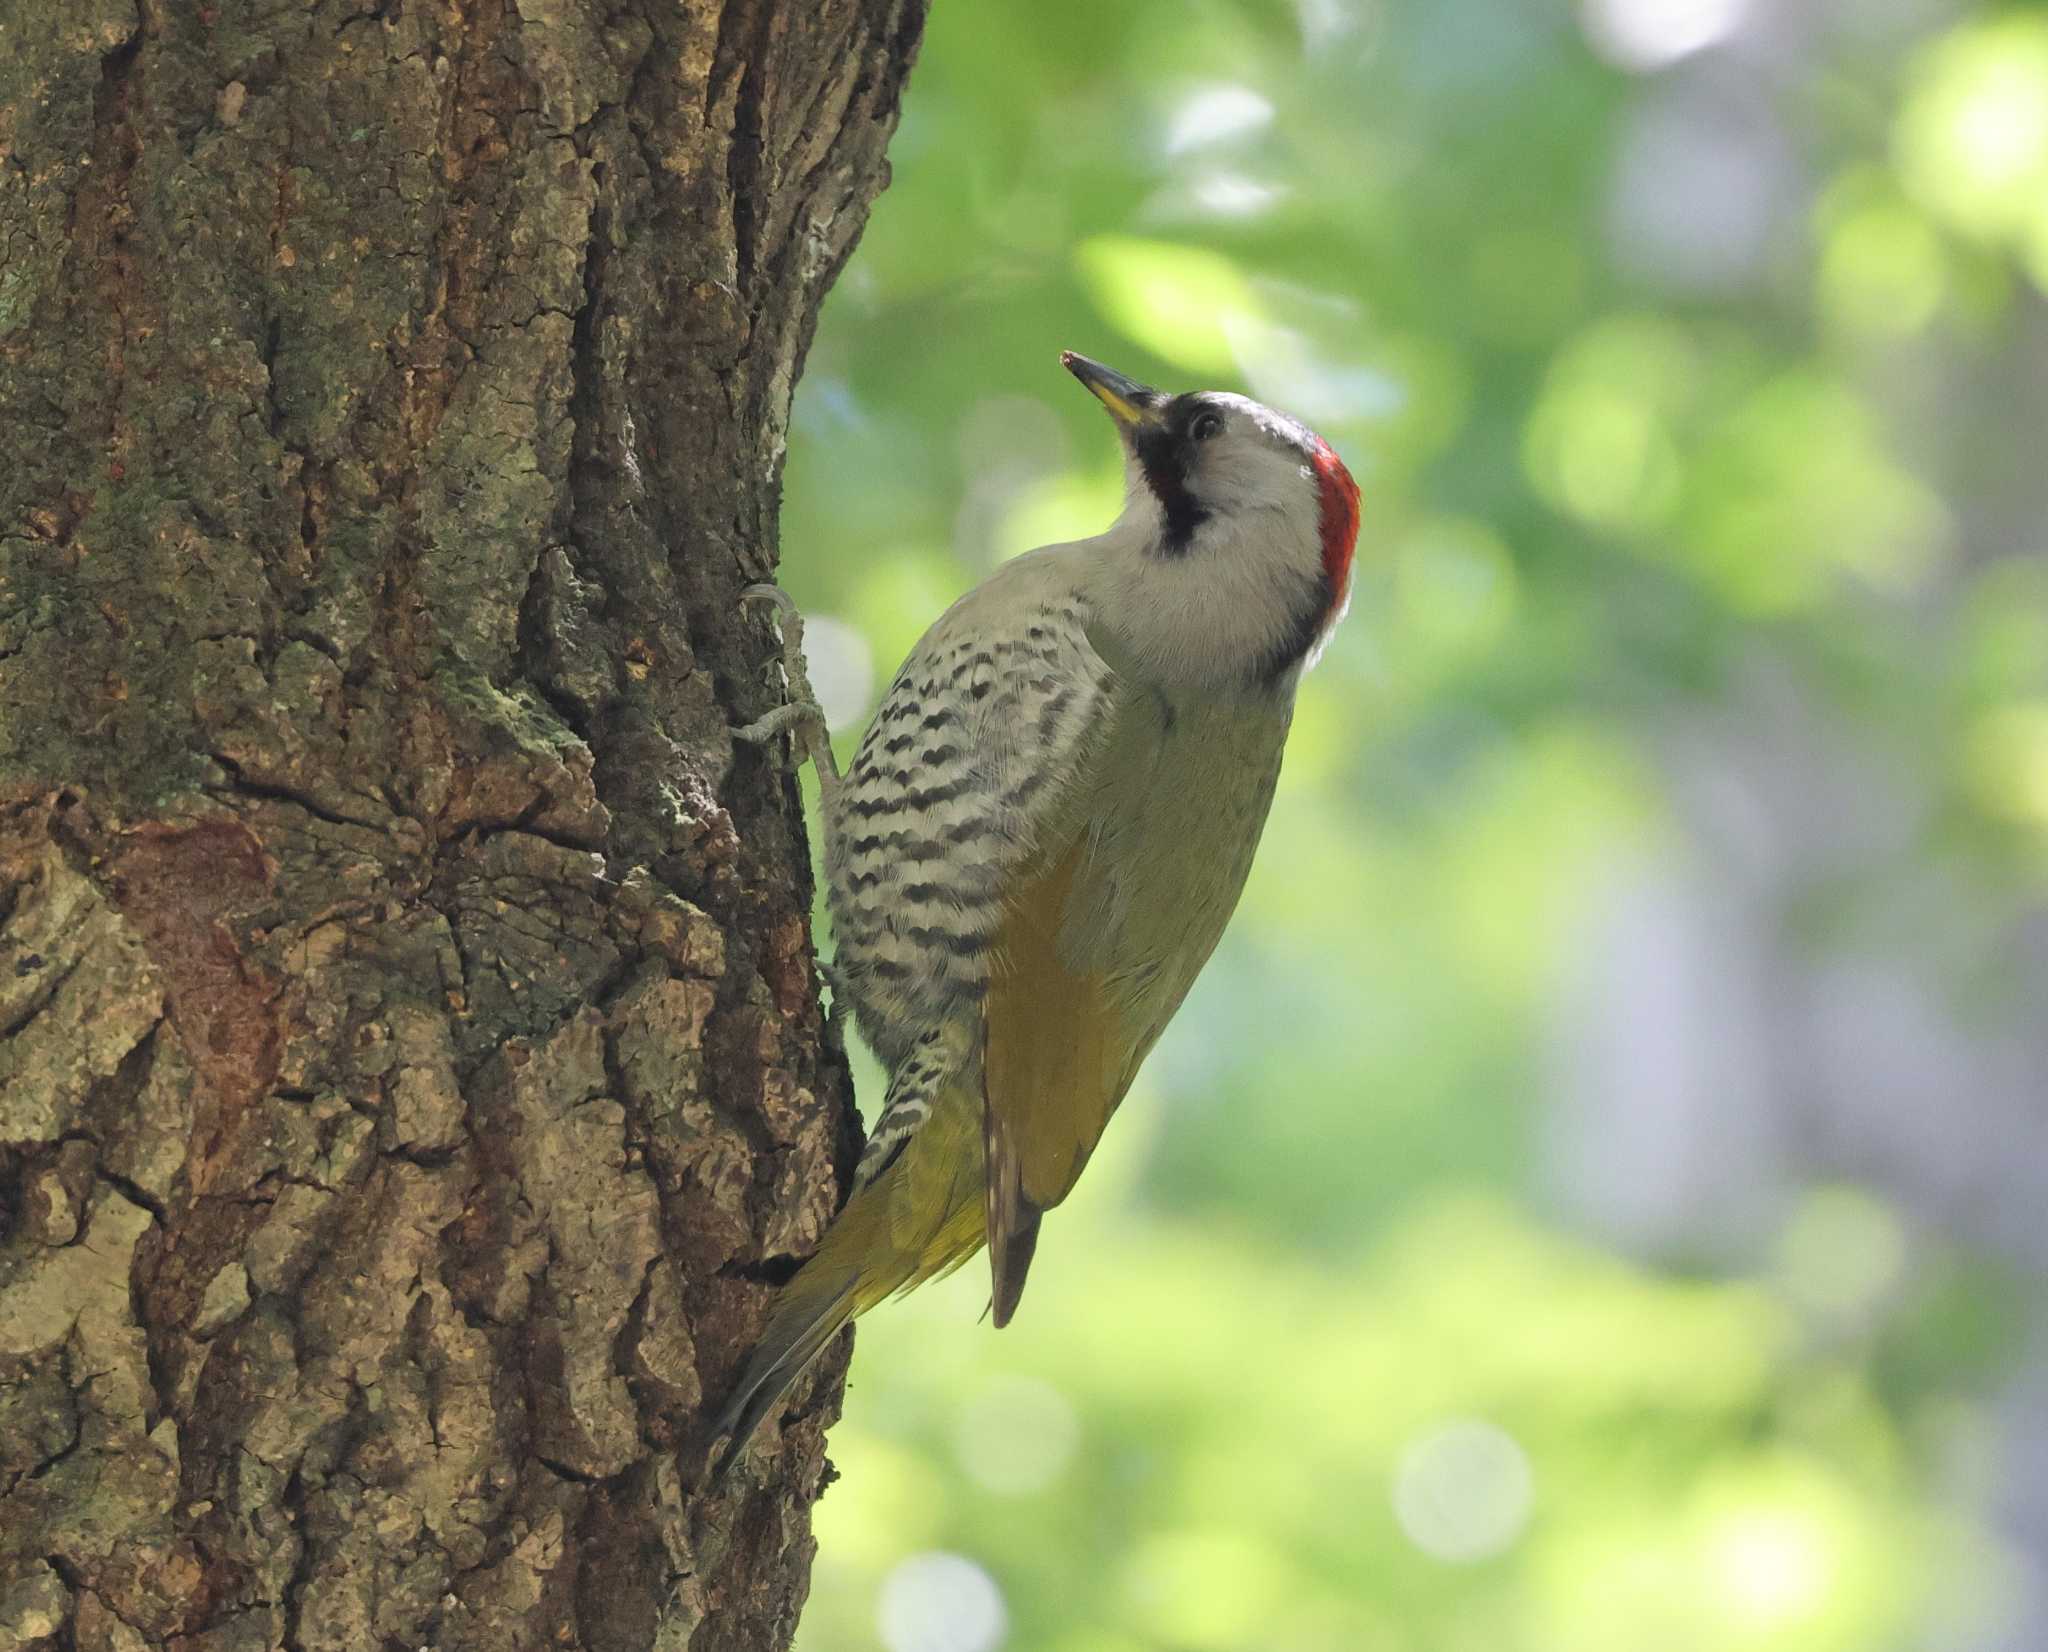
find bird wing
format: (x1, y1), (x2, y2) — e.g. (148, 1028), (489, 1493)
(948, 592), (1133, 1328)
(982, 830), (1129, 1324)
(981, 670), (1293, 1326)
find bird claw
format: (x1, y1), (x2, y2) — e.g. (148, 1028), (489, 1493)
(738, 583), (806, 681)
(732, 582), (841, 796)
(731, 700), (823, 747)
(740, 582), (798, 620)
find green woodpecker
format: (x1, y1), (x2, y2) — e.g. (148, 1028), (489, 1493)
(716, 352), (1360, 1472)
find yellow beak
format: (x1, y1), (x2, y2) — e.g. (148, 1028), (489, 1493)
(1061, 351), (1163, 431)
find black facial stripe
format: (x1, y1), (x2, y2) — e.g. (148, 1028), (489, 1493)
(1133, 420), (1209, 552)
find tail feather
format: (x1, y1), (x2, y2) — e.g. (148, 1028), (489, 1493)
(709, 1271), (858, 1483)
(709, 1090), (989, 1480)
(984, 1091), (1043, 1329)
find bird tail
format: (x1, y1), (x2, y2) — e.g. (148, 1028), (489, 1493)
(708, 1096), (987, 1480)
(708, 1264), (861, 1482)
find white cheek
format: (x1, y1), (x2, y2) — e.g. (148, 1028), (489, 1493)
(1102, 519), (1316, 689)
(1089, 435), (1330, 691)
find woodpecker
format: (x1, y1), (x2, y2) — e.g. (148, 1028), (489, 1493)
(715, 352), (1360, 1472)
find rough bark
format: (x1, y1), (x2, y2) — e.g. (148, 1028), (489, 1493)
(0, 1), (923, 1647)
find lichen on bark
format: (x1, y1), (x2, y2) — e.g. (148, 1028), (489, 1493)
(0, 1), (927, 1647)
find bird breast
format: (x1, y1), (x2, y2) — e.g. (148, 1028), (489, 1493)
(1061, 683), (1290, 1044)
(823, 563), (1292, 1074)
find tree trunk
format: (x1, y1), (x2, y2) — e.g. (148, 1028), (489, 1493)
(0, 1), (922, 1647)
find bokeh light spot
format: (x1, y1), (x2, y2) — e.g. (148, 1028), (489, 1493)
(1706, 1504), (1837, 1631)
(1164, 84), (1274, 155)
(1963, 700), (2048, 826)
(1580, 0), (1747, 72)
(1817, 199), (1947, 337)
(878, 1552), (1008, 1652)
(954, 1376), (1080, 1496)
(1523, 316), (1695, 533)
(1391, 1418), (1535, 1563)
(1187, 172), (1285, 219)
(1774, 1187), (1907, 1323)
(1075, 236), (1264, 374)
(1525, 381), (1679, 531)
(1897, 19), (2048, 242)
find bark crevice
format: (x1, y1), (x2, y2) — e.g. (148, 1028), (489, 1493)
(0, 1), (927, 1646)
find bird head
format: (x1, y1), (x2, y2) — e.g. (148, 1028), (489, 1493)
(1062, 351), (1359, 692)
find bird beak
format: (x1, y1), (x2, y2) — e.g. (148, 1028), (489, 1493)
(1061, 351), (1163, 431)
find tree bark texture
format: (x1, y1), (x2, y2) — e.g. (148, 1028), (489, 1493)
(0, 1), (923, 1647)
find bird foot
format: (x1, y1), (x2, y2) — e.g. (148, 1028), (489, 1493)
(734, 584), (840, 793)
(730, 699), (827, 746)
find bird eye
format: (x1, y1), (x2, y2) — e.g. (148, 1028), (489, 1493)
(1190, 410), (1223, 441)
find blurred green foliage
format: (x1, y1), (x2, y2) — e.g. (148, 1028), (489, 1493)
(771, 1), (2048, 1647)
